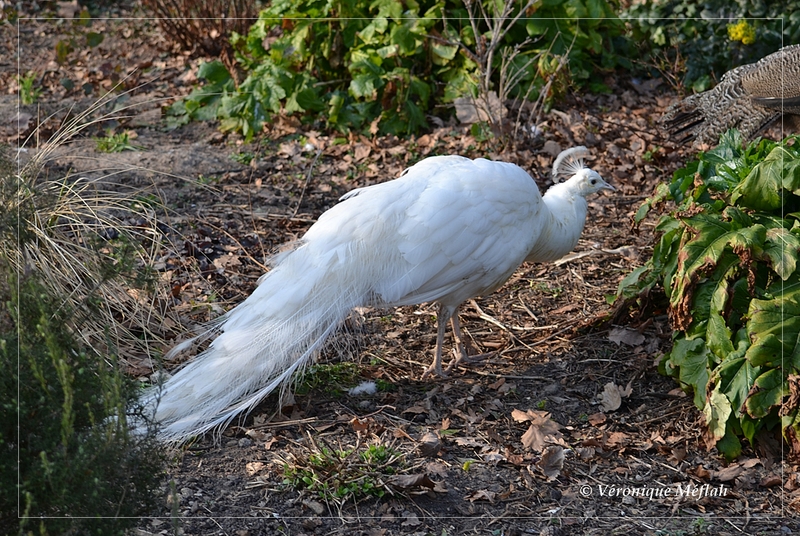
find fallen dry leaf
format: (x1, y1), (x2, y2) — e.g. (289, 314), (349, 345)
(712, 464), (743, 482)
(520, 414), (564, 452)
(245, 461), (265, 476)
(536, 445), (565, 480)
(454, 436), (488, 448)
(349, 416), (370, 432)
(608, 326), (646, 346)
(400, 511), (422, 527)
(604, 431), (630, 448)
(482, 451), (506, 464)
(599, 381), (633, 412)
(389, 473), (436, 491)
(760, 475), (782, 487)
(588, 412), (607, 426)
(354, 144), (371, 162)
(464, 489), (497, 502)
(417, 431), (442, 457)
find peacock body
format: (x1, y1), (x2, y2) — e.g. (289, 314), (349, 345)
(141, 151), (613, 442)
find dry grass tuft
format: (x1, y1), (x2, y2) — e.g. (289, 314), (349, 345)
(3, 86), (185, 366)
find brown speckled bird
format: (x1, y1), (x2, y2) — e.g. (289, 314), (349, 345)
(661, 44), (800, 146)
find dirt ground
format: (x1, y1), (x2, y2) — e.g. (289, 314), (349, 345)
(4, 3), (799, 535)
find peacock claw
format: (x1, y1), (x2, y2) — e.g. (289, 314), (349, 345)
(445, 351), (493, 373)
(421, 364), (447, 379)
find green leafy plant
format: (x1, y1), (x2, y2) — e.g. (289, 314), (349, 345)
(616, 131), (800, 459)
(17, 71), (41, 105)
(169, 0), (629, 138)
(0, 270), (165, 535)
(230, 150), (255, 165)
(295, 362), (361, 396)
(625, 0), (800, 91)
(94, 129), (142, 152)
(281, 434), (405, 505)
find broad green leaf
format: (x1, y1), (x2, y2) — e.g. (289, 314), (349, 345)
(716, 354), (758, 418)
(564, 0), (588, 18)
(667, 337), (710, 409)
(615, 265), (649, 300)
(586, 0), (607, 18)
(732, 146), (800, 211)
(390, 24), (418, 55)
(763, 227), (800, 280)
(295, 88), (325, 112)
(526, 18), (557, 37)
(716, 422), (743, 460)
(431, 42), (458, 65)
(634, 182), (670, 223)
(86, 32), (104, 47)
(745, 288), (800, 371)
(703, 382), (732, 442)
(198, 61), (233, 84)
(744, 368), (786, 418)
(706, 261), (738, 359)
(350, 74), (378, 99)
(671, 216), (765, 324)
(376, 44), (399, 59)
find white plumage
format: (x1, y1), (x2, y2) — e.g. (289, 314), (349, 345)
(142, 149), (614, 441)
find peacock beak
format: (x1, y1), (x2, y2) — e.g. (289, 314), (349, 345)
(600, 178), (616, 192)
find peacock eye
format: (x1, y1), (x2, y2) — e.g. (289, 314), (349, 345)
(590, 179), (597, 185)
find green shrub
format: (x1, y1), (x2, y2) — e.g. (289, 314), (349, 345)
(616, 131), (800, 459)
(625, 0), (800, 91)
(168, 0), (630, 138)
(0, 270), (165, 535)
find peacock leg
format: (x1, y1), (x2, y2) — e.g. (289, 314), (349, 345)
(446, 306), (493, 372)
(421, 303), (455, 378)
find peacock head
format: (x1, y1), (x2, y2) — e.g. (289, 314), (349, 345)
(568, 168), (615, 197)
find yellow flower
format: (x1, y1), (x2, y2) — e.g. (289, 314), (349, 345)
(727, 20), (756, 45)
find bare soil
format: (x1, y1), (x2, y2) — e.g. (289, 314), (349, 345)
(4, 4), (798, 535)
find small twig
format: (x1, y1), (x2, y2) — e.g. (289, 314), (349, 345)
(469, 299), (535, 351)
(249, 416), (318, 430)
(470, 370), (553, 381)
(290, 146), (324, 220)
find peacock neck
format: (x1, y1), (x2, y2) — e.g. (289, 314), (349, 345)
(525, 184), (588, 263)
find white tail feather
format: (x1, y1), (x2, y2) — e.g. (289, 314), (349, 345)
(142, 240), (372, 441)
